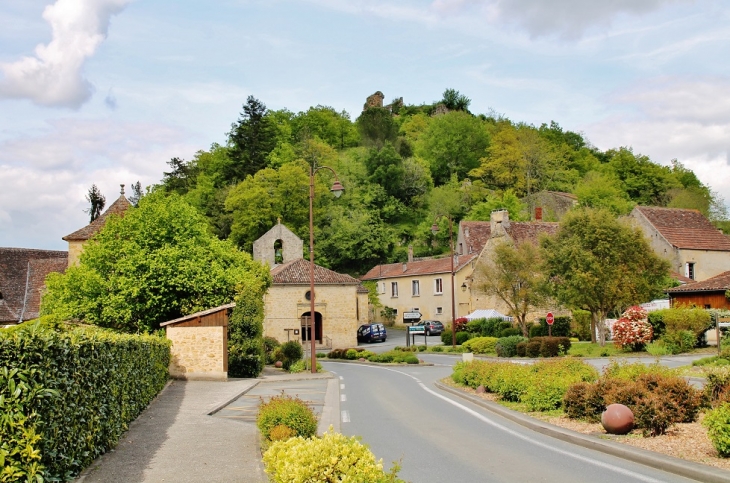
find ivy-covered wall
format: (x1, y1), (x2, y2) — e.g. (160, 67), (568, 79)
(0, 322), (170, 481)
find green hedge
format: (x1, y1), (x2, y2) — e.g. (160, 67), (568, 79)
(0, 322), (170, 481)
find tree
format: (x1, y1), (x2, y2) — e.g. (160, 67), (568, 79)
(84, 184), (106, 223)
(541, 208), (670, 345)
(474, 239), (548, 337)
(441, 88), (471, 112)
(364, 143), (406, 200)
(128, 181), (143, 207)
(41, 191), (271, 333)
(466, 189), (528, 221)
(574, 171), (635, 215)
(228, 96), (278, 181)
(417, 111), (490, 185)
(162, 157), (198, 195)
(356, 107), (397, 148)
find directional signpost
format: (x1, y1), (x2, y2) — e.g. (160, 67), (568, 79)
(546, 312), (554, 337)
(404, 311), (422, 347)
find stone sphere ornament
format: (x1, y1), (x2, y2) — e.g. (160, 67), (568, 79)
(476, 385), (486, 394)
(601, 403), (634, 435)
(274, 361), (283, 368)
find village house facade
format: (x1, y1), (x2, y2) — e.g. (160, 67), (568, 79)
(254, 223), (366, 350)
(630, 206), (730, 282)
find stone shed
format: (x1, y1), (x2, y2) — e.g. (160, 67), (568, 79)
(161, 303), (234, 380)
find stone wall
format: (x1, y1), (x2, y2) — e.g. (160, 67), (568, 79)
(67, 241), (84, 267)
(264, 284), (359, 349)
(167, 326), (227, 380)
(253, 223), (304, 267)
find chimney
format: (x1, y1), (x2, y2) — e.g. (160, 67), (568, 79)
(408, 245), (414, 262)
(535, 207), (543, 221)
(490, 210), (510, 234)
(402, 263), (407, 273)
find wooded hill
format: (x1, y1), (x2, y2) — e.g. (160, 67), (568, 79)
(157, 89), (727, 276)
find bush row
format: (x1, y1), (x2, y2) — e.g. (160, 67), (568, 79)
(563, 373), (703, 436)
(452, 359), (598, 411)
(516, 337), (571, 358)
(327, 348), (419, 364)
(0, 322), (170, 481)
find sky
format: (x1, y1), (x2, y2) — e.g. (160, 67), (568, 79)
(1, 0), (729, 250)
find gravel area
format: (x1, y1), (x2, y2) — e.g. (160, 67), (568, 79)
(450, 383), (730, 472)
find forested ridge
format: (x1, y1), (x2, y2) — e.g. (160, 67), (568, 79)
(157, 89), (727, 276)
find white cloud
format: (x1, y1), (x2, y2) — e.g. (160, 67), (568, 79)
(0, 118), (200, 249)
(586, 76), (730, 201)
(0, 0), (130, 108)
(305, 0), (691, 39)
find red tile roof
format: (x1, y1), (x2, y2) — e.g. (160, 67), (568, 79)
(459, 221), (491, 255)
(0, 248), (68, 323)
(160, 303), (236, 327)
(670, 271), (695, 285)
(666, 270), (730, 293)
(635, 206), (730, 251)
(505, 222), (560, 245)
(271, 258), (361, 285)
(63, 195), (132, 241)
(360, 253), (477, 281)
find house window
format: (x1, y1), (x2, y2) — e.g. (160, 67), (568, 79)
(435, 278), (443, 294)
(391, 282), (399, 297)
(436, 307), (443, 315)
(380, 282), (386, 294)
(686, 262), (695, 280)
(459, 243), (463, 255)
(412, 280), (420, 296)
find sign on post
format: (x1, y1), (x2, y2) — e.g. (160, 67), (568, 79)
(408, 326), (425, 334)
(404, 312), (422, 321)
(717, 316), (730, 356)
(546, 312), (554, 337)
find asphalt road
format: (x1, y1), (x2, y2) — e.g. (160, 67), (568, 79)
(322, 360), (701, 483)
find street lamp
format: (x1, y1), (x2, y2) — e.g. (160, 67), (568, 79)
(431, 216), (456, 348)
(308, 162), (344, 373)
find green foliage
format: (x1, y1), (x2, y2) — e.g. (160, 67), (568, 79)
(703, 367), (730, 406)
(661, 330), (697, 354)
(357, 107), (397, 148)
(645, 340), (672, 356)
(229, 284), (267, 377)
(574, 171), (635, 215)
(541, 208), (670, 345)
(455, 331), (470, 345)
(525, 336), (571, 357)
(42, 191), (270, 334)
(280, 341), (304, 370)
(466, 189), (528, 221)
(345, 349), (359, 360)
(0, 322), (170, 480)
(462, 337), (499, 354)
(263, 429), (405, 483)
(533, 316), (571, 338)
(495, 335), (528, 357)
(655, 307), (712, 336)
(264, 337), (281, 364)
(227, 96), (278, 182)
(704, 403), (730, 457)
(257, 395), (318, 441)
(572, 310), (591, 341)
(602, 360), (678, 380)
(440, 88), (471, 112)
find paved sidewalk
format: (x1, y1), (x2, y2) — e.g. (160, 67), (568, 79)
(76, 369), (337, 483)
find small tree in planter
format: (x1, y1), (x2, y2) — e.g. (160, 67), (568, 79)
(613, 306), (652, 351)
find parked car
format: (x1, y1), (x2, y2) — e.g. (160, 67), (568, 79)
(415, 320), (444, 336)
(357, 323), (387, 343)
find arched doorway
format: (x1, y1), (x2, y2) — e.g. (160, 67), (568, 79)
(300, 311), (322, 344)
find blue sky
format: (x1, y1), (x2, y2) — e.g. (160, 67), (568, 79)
(1, 0), (729, 250)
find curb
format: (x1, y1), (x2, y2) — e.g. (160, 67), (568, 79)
(434, 381), (730, 483)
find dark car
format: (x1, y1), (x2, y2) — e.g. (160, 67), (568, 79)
(357, 323), (387, 343)
(416, 320), (444, 336)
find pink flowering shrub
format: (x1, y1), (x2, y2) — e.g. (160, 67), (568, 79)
(613, 306), (653, 351)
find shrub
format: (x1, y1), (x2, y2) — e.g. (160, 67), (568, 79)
(645, 340), (672, 356)
(662, 330), (696, 354)
(453, 317), (469, 332)
(441, 329), (453, 345)
(499, 327), (521, 338)
(526, 339), (541, 358)
(495, 336), (528, 358)
(455, 331), (470, 345)
(704, 367), (730, 406)
(660, 306), (712, 335)
(416, 345), (427, 352)
(345, 349), (359, 360)
(602, 360), (677, 381)
(257, 395), (318, 441)
(529, 324), (543, 338)
(647, 311), (665, 340)
(462, 337), (499, 354)
(315, 352), (326, 358)
(228, 290), (267, 378)
(264, 336), (281, 364)
(280, 341), (303, 369)
(405, 355), (419, 364)
(536, 316), (571, 338)
(0, 322), (170, 481)
(431, 346), (443, 352)
(268, 424), (296, 442)
(288, 360), (306, 373)
(263, 429), (404, 483)
(704, 403), (730, 457)
(516, 341), (527, 357)
(539, 337), (560, 358)
(612, 306), (652, 351)
(572, 310), (592, 341)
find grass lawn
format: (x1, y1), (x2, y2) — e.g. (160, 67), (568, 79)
(567, 342), (630, 358)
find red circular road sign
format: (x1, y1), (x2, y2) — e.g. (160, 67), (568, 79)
(546, 312), (555, 325)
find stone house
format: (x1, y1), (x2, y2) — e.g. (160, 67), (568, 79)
(361, 250), (478, 327)
(630, 206), (730, 282)
(469, 210), (560, 320)
(521, 191), (578, 221)
(62, 187), (132, 267)
(665, 271), (730, 310)
(0, 248), (68, 326)
(254, 224), (367, 350)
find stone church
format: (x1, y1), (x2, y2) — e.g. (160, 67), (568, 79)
(253, 221), (367, 349)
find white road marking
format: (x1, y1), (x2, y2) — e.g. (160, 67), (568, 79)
(331, 363), (666, 483)
(341, 410), (350, 423)
(340, 384), (345, 390)
(340, 394), (347, 402)
(339, 376), (344, 380)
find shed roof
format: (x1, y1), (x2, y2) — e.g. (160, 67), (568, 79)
(160, 303), (236, 327)
(666, 271), (730, 294)
(271, 258), (361, 285)
(634, 206), (730, 251)
(361, 253), (476, 281)
(63, 194), (132, 242)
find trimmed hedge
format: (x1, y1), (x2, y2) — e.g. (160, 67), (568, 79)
(0, 322), (170, 481)
(462, 337), (499, 354)
(495, 335), (528, 357)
